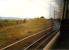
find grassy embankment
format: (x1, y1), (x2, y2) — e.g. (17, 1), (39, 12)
(0, 18), (52, 48)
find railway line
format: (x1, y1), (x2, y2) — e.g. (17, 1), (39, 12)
(1, 27), (54, 50)
(24, 30), (57, 50)
(0, 20), (60, 50)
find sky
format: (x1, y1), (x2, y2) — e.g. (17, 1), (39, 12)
(0, 0), (57, 18)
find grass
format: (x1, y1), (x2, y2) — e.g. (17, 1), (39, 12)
(0, 18), (52, 48)
(0, 20), (17, 29)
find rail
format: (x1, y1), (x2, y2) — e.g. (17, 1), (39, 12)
(1, 27), (52, 50)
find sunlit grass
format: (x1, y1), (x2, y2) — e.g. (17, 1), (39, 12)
(0, 18), (52, 48)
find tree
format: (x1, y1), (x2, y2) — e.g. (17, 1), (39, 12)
(23, 19), (26, 23)
(40, 16), (45, 18)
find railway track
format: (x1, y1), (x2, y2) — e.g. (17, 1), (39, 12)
(0, 26), (59, 50)
(24, 31), (58, 50)
(43, 32), (59, 50)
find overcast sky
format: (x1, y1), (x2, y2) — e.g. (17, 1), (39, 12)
(0, 0), (56, 18)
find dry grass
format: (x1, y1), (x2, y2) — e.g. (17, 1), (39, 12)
(0, 18), (52, 48)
